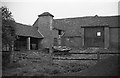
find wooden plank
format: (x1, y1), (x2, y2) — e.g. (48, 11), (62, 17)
(53, 58), (98, 60)
(69, 52), (120, 54)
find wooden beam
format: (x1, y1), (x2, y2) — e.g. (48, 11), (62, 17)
(104, 27), (109, 49)
(27, 37), (31, 50)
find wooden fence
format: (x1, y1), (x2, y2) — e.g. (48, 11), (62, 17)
(52, 52), (120, 62)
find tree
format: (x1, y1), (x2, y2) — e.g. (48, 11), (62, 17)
(2, 6), (16, 52)
(2, 6), (17, 64)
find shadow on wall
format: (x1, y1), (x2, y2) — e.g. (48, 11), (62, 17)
(109, 42), (120, 50)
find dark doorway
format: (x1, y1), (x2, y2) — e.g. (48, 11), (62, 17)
(14, 36), (27, 51)
(84, 27), (104, 48)
(30, 37), (39, 50)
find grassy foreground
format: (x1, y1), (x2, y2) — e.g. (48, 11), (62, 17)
(2, 48), (119, 76)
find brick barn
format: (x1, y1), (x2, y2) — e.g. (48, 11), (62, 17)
(52, 15), (120, 50)
(2, 12), (119, 51)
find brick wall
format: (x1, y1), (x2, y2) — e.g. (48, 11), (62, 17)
(61, 37), (82, 48)
(37, 16), (59, 48)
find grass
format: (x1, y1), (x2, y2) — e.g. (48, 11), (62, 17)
(2, 48), (119, 76)
(59, 55), (119, 76)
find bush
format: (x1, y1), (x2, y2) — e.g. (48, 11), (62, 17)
(2, 52), (11, 67)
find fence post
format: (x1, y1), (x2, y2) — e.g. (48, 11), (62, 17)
(97, 51), (100, 62)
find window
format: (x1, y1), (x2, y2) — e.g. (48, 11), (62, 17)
(58, 30), (64, 36)
(97, 32), (101, 36)
(58, 30), (62, 35)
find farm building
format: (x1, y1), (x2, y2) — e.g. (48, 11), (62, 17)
(53, 15), (120, 49)
(14, 23), (44, 51)
(33, 12), (120, 50)
(0, 9), (2, 51)
(2, 12), (120, 51)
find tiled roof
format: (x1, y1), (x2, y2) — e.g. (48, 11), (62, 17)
(15, 23), (43, 38)
(38, 12), (54, 17)
(80, 16), (109, 27)
(53, 20), (67, 30)
(63, 27), (81, 37)
(101, 16), (119, 28)
(53, 19), (82, 37)
(80, 16), (119, 27)
(53, 15), (119, 37)
(54, 15), (119, 28)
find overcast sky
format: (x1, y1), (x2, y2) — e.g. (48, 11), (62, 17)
(1, 0), (119, 25)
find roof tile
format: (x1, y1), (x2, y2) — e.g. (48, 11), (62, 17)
(15, 23), (43, 38)
(53, 15), (119, 37)
(38, 12), (54, 17)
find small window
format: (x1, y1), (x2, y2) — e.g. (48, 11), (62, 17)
(58, 30), (62, 35)
(97, 32), (101, 36)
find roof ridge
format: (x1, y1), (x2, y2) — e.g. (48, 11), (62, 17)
(54, 16), (92, 20)
(54, 15), (119, 20)
(16, 22), (32, 27)
(38, 12), (54, 17)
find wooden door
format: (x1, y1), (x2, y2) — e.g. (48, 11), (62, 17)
(84, 27), (104, 48)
